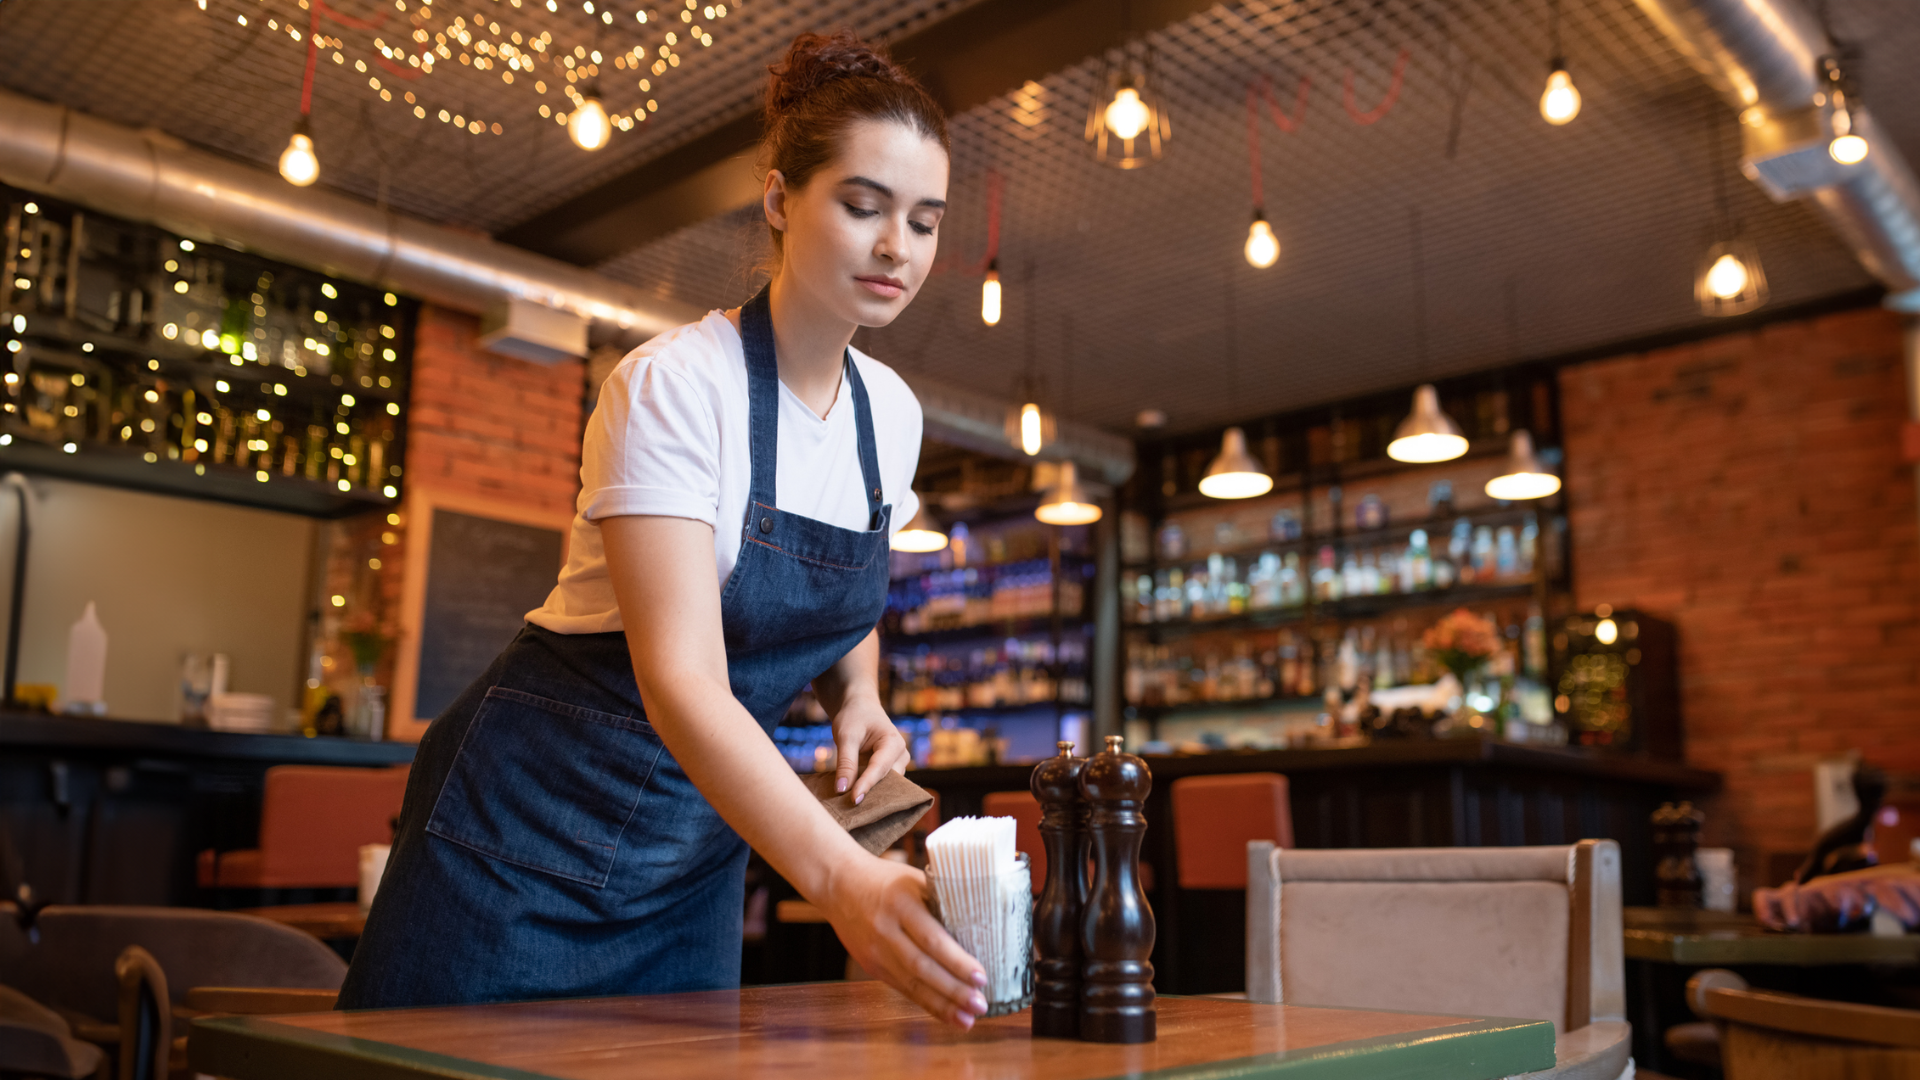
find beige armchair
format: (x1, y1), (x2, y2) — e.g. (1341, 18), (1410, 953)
(1245, 840), (1631, 1080)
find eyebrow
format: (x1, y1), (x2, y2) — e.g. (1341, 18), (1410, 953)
(840, 175), (946, 210)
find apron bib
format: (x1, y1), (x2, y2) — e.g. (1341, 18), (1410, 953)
(340, 285), (892, 1007)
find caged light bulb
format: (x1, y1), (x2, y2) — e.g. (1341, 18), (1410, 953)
(1705, 253), (1749, 300)
(1104, 85), (1150, 140)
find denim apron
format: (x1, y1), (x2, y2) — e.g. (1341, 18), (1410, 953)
(339, 285), (892, 1008)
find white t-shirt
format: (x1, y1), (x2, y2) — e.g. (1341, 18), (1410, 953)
(526, 308), (923, 635)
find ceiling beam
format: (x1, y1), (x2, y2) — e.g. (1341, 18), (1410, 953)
(496, 0), (1218, 265)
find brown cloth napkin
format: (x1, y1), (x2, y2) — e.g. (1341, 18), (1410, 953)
(801, 769), (936, 856)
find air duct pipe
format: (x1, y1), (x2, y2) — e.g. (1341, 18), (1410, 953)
(0, 87), (1134, 483)
(1633, 0), (1920, 308)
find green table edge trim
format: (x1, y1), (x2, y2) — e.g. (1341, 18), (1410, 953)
(190, 1015), (557, 1080)
(189, 1010), (1555, 1080)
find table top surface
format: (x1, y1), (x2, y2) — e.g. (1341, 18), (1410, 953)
(189, 981), (1554, 1080)
(236, 902), (368, 939)
(1623, 906), (1920, 965)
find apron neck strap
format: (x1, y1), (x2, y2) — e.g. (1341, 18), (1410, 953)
(739, 285), (887, 529)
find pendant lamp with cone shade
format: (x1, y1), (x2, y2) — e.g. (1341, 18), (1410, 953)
(1035, 461), (1102, 526)
(891, 497), (949, 552)
(1387, 384), (1468, 463)
(1199, 427), (1273, 499)
(1485, 431), (1561, 500)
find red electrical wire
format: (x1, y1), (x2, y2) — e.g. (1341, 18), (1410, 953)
(299, 4), (321, 117)
(978, 168), (1003, 274)
(1257, 73), (1311, 135)
(1343, 48), (1409, 126)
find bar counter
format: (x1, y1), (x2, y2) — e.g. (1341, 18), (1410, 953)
(0, 710), (414, 907)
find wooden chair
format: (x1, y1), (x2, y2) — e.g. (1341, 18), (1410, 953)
(1686, 967), (1920, 1079)
(981, 791), (1044, 893)
(1245, 839), (1631, 1080)
(197, 764), (409, 890)
(0, 984), (105, 1079)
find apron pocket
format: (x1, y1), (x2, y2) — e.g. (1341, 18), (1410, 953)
(426, 685), (666, 887)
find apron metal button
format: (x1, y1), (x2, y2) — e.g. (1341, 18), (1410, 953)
(759, 516), (773, 533)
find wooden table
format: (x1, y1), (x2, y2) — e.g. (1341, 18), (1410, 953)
(1624, 906), (1920, 966)
(188, 981), (1554, 1080)
(236, 901), (368, 940)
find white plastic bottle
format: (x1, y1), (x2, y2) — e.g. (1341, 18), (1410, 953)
(64, 602), (109, 716)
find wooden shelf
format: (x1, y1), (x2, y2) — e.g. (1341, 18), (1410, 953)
(1124, 581), (1539, 640)
(1123, 503), (1555, 575)
(0, 436), (395, 517)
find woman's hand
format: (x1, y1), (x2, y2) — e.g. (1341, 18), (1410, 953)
(1753, 865), (1920, 931)
(821, 853), (987, 1029)
(831, 691), (910, 804)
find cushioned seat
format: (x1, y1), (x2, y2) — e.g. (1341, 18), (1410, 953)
(0, 984), (104, 1079)
(1245, 840), (1632, 1080)
(198, 764), (409, 889)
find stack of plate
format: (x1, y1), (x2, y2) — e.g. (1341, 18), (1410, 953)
(207, 692), (277, 733)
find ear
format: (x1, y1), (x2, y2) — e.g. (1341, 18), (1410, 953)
(763, 169), (790, 234)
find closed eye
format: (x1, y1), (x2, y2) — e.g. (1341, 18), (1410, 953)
(910, 222), (935, 236)
(843, 203), (877, 218)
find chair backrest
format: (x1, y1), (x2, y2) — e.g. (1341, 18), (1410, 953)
(1702, 982), (1920, 1077)
(257, 765), (409, 887)
(1245, 840), (1624, 1036)
(0, 906), (347, 1024)
(1171, 773), (1294, 889)
(981, 791), (1045, 893)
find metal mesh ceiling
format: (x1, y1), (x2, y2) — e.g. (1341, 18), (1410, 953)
(4, 0), (1916, 436)
(0, 0), (984, 234)
(603, 0), (1918, 435)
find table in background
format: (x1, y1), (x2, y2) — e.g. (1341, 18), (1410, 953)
(236, 901), (367, 940)
(190, 981), (1555, 1080)
(1624, 905), (1920, 1072)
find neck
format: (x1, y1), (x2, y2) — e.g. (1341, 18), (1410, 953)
(768, 271), (856, 419)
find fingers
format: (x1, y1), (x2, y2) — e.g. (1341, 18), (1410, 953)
(849, 730), (908, 805)
(1871, 880), (1920, 926)
(833, 735), (860, 795)
(897, 889), (988, 993)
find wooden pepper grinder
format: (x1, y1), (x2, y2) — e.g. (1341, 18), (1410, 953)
(1030, 740), (1088, 1039)
(1079, 734), (1155, 1044)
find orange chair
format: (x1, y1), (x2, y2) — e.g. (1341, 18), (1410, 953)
(1170, 773), (1294, 889)
(198, 765), (409, 889)
(982, 790), (1045, 893)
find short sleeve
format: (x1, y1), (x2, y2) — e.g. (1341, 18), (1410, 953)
(578, 354), (720, 526)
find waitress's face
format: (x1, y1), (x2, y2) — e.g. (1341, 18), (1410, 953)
(766, 117), (949, 328)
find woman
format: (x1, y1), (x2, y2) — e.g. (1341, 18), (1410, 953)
(340, 30), (989, 1029)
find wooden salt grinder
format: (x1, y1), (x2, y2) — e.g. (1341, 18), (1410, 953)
(1030, 740), (1087, 1039)
(1078, 735), (1156, 1043)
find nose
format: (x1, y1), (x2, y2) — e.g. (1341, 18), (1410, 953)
(874, 213), (908, 265)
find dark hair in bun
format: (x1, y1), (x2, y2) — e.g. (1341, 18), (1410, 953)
(759, 29), (948, 255)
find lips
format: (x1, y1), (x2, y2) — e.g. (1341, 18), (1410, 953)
(856, 275), (904, 298)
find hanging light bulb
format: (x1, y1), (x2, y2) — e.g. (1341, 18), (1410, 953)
(1539, 61), (1581, 125)
(1387, 384), (1468, 463)
(1695, 239), (1768, 316)
(981, 258), (1002, 326)
(1828, 101), (1868, 164)
(278, 118), (319, 187)
(569, 91), (612, 151)
(1019, 401), (1044, 456)
(1035, 461), (1102, 526)
(1244, 210), (1279, 269)
(1198, 427), (1273, 499)
(890, 498), (949, 552)
(1485, 431), (1561, 501)
(1104, 82), (1150, 140)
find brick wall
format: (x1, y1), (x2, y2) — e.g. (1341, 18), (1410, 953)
(317, 304), (584, 718)
(1561, 305), (1920, 886)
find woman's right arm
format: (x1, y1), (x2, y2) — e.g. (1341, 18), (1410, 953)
(598, 513), (988, 1027)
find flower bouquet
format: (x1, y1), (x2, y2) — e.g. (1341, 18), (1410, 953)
(1421, 607), (1501, 683)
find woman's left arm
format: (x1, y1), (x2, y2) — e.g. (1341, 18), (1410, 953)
(814, 628), (909, 803)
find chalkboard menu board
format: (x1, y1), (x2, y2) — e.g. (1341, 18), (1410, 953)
(407, 506), (567, 722)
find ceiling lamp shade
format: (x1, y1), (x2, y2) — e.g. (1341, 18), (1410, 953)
(278, 119), (319, 187)
(890, 499), (949, 552)
(1695, 238), (1768, 317)
(1386, 384), (1468, 463)
(1484, 431), (1561, 501)
(1198, 427), (1273, 499)
(568, 92), (612, 151)
(1035, 461), (1102, 526)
